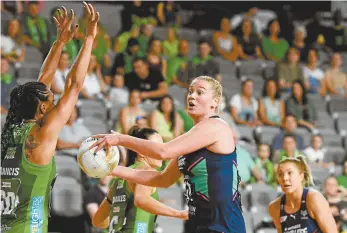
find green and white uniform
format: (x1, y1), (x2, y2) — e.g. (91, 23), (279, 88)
(1, 122), (57, 233)
(108, 162), (158, 233)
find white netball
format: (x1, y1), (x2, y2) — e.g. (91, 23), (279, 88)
(77, 137), (120, 178)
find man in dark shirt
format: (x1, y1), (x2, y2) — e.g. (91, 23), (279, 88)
(125, 57), (168, 101)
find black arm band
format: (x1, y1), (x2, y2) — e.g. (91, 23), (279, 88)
(106, 197), (112, 205)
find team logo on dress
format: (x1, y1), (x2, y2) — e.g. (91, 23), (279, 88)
(289, 214), (296, 220)
(280, 216), (287, 223)
(300, 210), (308, 219)
(113, 206), (120, 213)
(116, 180), (124, 189)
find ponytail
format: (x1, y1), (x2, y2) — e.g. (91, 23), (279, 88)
(126, 126), (158, 167)
(278, 156), (314, 187)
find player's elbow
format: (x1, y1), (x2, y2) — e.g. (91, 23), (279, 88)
(134, 196), (148, 209)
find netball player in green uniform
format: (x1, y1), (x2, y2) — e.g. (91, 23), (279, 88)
(1, 3), (99, 233)
(92, 126), (188, 233)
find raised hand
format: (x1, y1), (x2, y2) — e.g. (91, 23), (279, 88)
(53, 6), (78, 44)
(83, 2), (100, 39)
(90, 133), (121, 153)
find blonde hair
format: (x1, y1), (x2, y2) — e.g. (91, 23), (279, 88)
(192, 76), (223, 113)
(277, 156), (314, 187)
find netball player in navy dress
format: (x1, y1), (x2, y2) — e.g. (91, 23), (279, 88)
(269, 157), (337, 233)
(92, 76), (246, 233)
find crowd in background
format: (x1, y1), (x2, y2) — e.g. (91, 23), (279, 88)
(1, 1), (347, 233)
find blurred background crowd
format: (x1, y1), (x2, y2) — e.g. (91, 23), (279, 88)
(1, 1), (347, 233)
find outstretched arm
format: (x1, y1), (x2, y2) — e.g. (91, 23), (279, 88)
(93, 118), (220, 160)
(38, 7), (77, 88)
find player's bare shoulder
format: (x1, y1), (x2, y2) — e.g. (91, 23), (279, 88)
(269, 196), (281, 215)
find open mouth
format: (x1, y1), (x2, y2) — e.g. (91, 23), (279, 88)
(188, 102), (195, 107)
(284, 185), (291, 188)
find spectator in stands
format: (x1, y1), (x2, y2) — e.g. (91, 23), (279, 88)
(163, 27), (179, 58)
(124, 57), (168, 101)
(1, 18), (25, 71)
(262, 19), (289, 62)
(303, 134), (330, 167)
(138, 23), (154, 56)
(127, 0), (156, 28)
(291, 26), (309, 62)
(327, 9), (347, 52)
(277, 47), (304, 90)
(337, 161), (347, 189)
(22, 1), (50, 56)
(323, 176), (347, 231)
(286, 80), (317, 130)
(230, 79), (261, 127)
(51, 51), (70, 95)
(149, 95), (183, 142)
(114, 25), (140, 54)
(183, 39), (222, 84)
(111, 38), (141, 76)
(303, 49), (325, 94)
(238, 18), (263, 60)
(156, 1), (180, 27)
(1, 0), (23, 16)
(135, 115), (149, 128)
(250, 143), (276, 187)
(147, 38), (167, 77)
(1, 57), (17, 115)
(258, 78), (284, 126)
(272, 114), (305, 152)
(115, 89), (146, 134)
(57, 107), (91, 156)
(81, 55), (108, 100)
(167, 40), (189, 87)
(236, 140), (262, 185)
(84, 176), (112, 233)
(275, 133), (304, 163)
(213, 18), (239, 62)
(109, 74), (129, 106)
(323, 52), (347, 98)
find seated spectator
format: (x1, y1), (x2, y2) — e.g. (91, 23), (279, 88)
(326, 9), (347, 52)
(236, 141), (262, 186)
(323, 52), (347, 97)
(109, 74), (129, 106)
(135, 115), (149, 128)
(213, 18), (239, 62)
(128, 0), (157, 28)
(303, 49), (325, 94)
(1, 1), (23, 16)
(1, 57), (17, 115)
(286, 80), (317, 130)
(250, 144), (276, 187)
(84, 176), (112, 233)
(304, 134), (330, 167)
(291, 26), (309, 62)
(230, 79), (261, 127)
(337, 161), (347, 189)
(81, 55), (108, 100)
(114, 25), (140, 54)
(124, 57), (168, 101)
(147, 38), (167, 77)
(163, 27), (179, 58)
(262, 19), (289, 62)
(22, 1), (50, 56)
(275, 133), (304, 163)
(57, 107), (91, 156)
(149, 95), (183, 142)
(258, 78), (285, 126)
(323, 176), (347, 231)
(51, 51), (70, 95)
(177, 106), (194, 134)
(277, 47), (304, 90)
(138, 23), (154, 56)
(1, 18), (25, 71)
(183, 39), (222, 84)
(238, 18), (263, 60)
(272, 114), (305, 152)
(167, 40), (189, 87)
(156, 1), (180, 27)
(115, 90), (146, 134)
(111, 38), (141, 76)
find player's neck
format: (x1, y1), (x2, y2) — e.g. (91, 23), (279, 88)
(285, 187), (304, 208)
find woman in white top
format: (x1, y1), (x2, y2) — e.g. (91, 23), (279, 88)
(81, 54), (108, 99)
(303, 134), (331, 168)
(303, 49), (324, 94)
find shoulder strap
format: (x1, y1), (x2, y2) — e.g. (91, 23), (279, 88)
(301, 188), (309, 210)
(280, 194), (286, 216)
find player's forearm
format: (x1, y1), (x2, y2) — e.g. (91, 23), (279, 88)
(135, 196), (182, 219)
(37, 40), (65, 87)
(66, 36), (94, 89)
(111, 166), (168, 188)
(92, 201), (110, 229)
